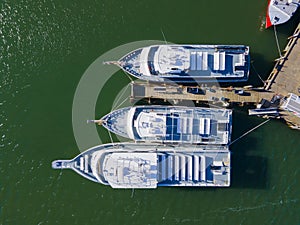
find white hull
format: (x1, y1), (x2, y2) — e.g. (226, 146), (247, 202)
(52, 143), (231, 189)
(100, 105), (232, 145)
(107, 44), (250, 83)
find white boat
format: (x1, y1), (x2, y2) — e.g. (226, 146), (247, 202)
(105, 45), (250, 83)
(52, 142), (231, 188)
(266, 0), (300, 28)
(92, 105), (232, 145)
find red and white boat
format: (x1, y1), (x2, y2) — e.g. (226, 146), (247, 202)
(266, 0), (300, 28)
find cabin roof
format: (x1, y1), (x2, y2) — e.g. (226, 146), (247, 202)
(281, 93), (300, 116)
(103, 152), (158, 188)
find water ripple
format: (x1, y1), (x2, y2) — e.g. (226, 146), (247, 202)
(174, 198), (299, 223)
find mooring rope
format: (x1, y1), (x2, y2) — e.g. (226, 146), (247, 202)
(230, 119), (270, 146)
(208, 103), (227, 109)
(273, 25), (283, 58)
(108, 130), (114, 144)
(112, 96), (129, 111)
(250, 62), (264, 84)
(131, 188), (135, 198)
(160, 28), (168, 45)
(112, 83), (130, 111)
(120, 69), (134, 82)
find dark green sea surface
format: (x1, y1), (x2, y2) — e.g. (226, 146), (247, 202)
(1, 0), (300, 224)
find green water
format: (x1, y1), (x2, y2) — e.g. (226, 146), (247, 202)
(1, 0), (300, 224)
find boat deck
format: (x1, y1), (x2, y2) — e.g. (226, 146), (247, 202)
(157, 151), (230, 187)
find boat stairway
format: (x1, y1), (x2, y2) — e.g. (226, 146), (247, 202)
(158, 154), (206, 183)
(77, 155), (92, 174)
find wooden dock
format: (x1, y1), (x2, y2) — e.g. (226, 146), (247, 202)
(265, 23), (300, 129)
(264, 23), (300, 94)
(130, 22), (300, 129)
(131, 82), (274, 105)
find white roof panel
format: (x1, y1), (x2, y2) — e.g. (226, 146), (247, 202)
(104, 152), (157, 189)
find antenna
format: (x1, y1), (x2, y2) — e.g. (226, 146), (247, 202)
(160, 28), (168, 45)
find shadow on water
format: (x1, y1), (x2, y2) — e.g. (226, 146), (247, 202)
(231, 107), (264, 140)
(248, 52), (274, 86)
(218, 51), (274, 88)
(231, 152), (268, 189)
(181, 154), (268, 191)
(276, 9), (300, 36)
(230, 109), (268, 189)
(182, 139), (268, 192)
